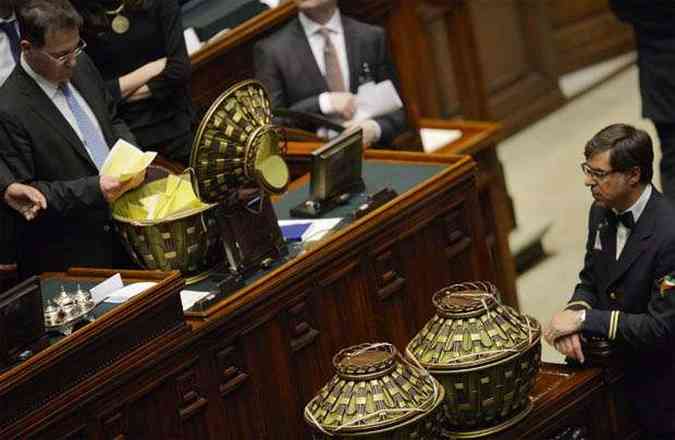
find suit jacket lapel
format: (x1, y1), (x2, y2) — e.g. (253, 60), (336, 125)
(293, 19), (329, 92)
(342, 17), (361, 93)
(17, 66), (97, 170)
(607, 192), (657, 287)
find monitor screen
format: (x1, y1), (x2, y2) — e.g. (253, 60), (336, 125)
(310, 127), (364, 201)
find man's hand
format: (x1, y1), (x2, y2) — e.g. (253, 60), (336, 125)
(552, 333), (585, 363)
(100, 170), (146, 203)
(544, 309), (585, 344)
(3, 183), (47, 221)
(328, 92), (356, 120)
(345, 119), (380, 147)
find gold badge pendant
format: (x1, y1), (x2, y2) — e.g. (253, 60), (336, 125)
(111, 14), (130, 34)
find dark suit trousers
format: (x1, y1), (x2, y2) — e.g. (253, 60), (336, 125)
(654, 122), (675, 203)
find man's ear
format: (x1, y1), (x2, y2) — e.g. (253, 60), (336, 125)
(628, 166), (641, 186)
(19, 40), (30, 51)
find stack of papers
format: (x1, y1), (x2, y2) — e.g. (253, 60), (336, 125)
(113, 174), (211, 222)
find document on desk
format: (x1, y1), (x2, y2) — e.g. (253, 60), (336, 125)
(353, 80), (403, 122)
(278, 218), (343, 242)
(180, 290), (212, 311)
(420, 128), (463, 153)
(90, 273), (124, 304)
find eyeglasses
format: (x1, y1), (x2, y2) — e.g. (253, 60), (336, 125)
(38, 39), (87, 64)
(580, 162), (619, 181)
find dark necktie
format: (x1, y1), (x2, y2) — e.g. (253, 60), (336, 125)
(0, 20), (20, 63)
(318, 27), (346, 92)
(607, 211), (635, 230)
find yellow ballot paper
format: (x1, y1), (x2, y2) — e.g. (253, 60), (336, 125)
(112, 173), (211, 223)
(101, 139), (157, 182)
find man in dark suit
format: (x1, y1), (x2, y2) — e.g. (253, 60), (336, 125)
(254, 0), (406, 147)
(0, 0), (48, 289)
(545, 124), (675, 439)
(610, 1), (675, 203)
(0, 0), (143, 278)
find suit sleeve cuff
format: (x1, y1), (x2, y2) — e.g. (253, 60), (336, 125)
(583, 309), (621, 340)
(565, 300), (592, 310)
(319, 92), (334, 115)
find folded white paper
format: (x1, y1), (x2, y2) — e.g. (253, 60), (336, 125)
(105, 282), (157, 304)
(183, 27), (203, 55)
(90, 273), (124, 304)
(278, 218), (343, 242)
(420, 128), (463, 153)
(353, 80), (403, 122)
(180, 290), (213, 311)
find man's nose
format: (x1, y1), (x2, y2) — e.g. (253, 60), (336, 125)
(584, 174), (595, 187)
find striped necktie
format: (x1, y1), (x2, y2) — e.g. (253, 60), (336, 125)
(318, 27), (346, 92)
(60, 83), (109, 170)
(0, 20), (20, 63)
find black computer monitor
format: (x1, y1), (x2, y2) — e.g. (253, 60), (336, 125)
(310, 127), (364, 201)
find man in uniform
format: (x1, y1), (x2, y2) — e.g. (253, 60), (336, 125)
(545, 124), (675, 439)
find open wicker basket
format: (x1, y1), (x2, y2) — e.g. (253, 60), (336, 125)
(113, 166), (223, 284)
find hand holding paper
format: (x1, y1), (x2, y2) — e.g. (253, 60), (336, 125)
(351, 80), (403, 122)
(100, 139), (157, 182)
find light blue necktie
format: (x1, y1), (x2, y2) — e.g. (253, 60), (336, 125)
(60, 83), (109, 170)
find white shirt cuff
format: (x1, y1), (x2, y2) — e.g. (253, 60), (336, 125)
(319, 92), (334, 115)
(366, 119), (382, 143)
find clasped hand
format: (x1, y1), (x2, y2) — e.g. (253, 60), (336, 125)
(544, 309), (585, 363)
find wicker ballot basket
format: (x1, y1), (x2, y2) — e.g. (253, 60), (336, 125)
(113, 167), (223, 284)
(304, 343), (445, 439)
(190, 79), (289, 203)
(406, 282), (541, 438)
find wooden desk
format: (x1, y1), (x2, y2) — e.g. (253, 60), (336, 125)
(0, 153), (636, 440)
(284, 120), (519, 310)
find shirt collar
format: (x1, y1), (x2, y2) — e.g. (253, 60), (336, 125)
(20, 52), (62, 100)
(617, 183), (652, 223)
(0, 13), (16, 24)
(298, 8), (342, 38)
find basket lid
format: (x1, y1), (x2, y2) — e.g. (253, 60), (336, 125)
(406, 281), (541, 370)
(304, 343), (443, 435)
(189, 80), (289, 204)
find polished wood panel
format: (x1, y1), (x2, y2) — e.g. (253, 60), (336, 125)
(2, 155), (638, 440)
(548, 0), (635, 74)
(283, 119), (519, 309)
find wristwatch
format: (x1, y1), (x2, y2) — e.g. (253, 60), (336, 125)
(577, 309), (586, 329)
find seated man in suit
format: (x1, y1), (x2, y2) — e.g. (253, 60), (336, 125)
(254, 0), (407, 147)
(0, 0), (143, 278)
(544, 124), (675, 439)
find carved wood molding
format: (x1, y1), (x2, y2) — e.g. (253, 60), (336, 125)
(176, 366), (208, 421)
(216, 344), (250, 397)
(372, 249), (406, 301)
(286, 301), (320, 353)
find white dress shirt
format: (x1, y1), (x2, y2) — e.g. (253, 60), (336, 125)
(0, 14), (19, 87)
(21, 55), (108, 166)
(298, 9), (350, 114)
(614, 184), (652, 259)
